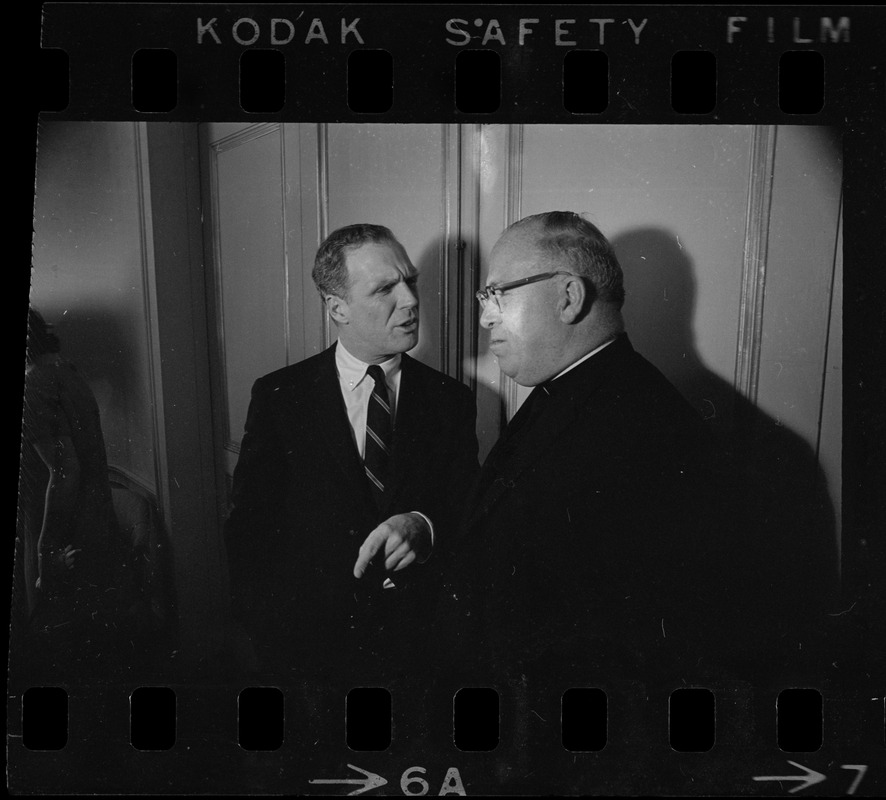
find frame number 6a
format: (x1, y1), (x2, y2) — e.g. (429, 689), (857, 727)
(310, 764), (466, 796)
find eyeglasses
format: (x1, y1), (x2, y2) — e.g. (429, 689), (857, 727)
(475, 271), (577, 311)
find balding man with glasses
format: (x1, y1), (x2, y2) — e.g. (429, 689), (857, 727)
(436, 211), (734, 689)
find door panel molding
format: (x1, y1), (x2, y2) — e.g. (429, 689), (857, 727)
(145, 122), (227, 665)
(279, 126), (292, 366)
(734, 124), (777, 405)
(211, 122), (280, 153)
(457, 124), (483, 392)
(441, 123), (454, 373)
(318, 122), (331, 349)
(283, 124), (325, 365)
(817, 193), (843, 569)
(501, 124), (525, 424)
(134, 121), (169, 517)
(208, 123), (287, 455)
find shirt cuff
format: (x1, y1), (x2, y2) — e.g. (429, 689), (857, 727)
(410, 511), (434, 553)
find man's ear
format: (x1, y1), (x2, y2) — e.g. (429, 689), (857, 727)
(325, 294), (349, 325)
(559, 276), (589, 324)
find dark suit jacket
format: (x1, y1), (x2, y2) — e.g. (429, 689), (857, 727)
(437, 334), (733, 683)
(225, 345), (479, 681)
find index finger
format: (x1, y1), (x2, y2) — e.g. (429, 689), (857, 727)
(353, 528), (385, 578)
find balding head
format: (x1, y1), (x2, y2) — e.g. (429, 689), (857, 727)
(506, 211), (625, 309)
(481, 212), (624, 386)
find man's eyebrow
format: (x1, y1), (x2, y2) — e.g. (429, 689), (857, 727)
(370, 276), (398, 290)
(369, 272), (418, 290)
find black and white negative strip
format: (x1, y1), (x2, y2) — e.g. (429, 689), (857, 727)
(11, 3), (885, 796)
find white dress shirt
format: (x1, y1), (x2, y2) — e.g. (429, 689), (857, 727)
(335, 341), (403, 458)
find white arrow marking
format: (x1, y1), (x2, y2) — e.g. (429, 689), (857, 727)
(309, 763), (388, 796)
(753, 761), (827, 794)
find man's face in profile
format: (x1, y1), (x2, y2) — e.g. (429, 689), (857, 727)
(482, 230), (565, 387)
(335, 241), (420, 364)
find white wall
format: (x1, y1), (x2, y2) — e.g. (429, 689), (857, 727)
(30, 121), (157, 492)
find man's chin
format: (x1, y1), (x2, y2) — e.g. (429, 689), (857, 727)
(497, 361), (534, 387)
(493, 354), (516, 379)
(392, 331), (419, 352)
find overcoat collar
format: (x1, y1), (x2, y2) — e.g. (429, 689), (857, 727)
(465, 333), (635, 530)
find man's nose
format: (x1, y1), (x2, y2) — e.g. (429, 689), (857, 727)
(479, 301), (497, 329)
(397, 281), (419, 308)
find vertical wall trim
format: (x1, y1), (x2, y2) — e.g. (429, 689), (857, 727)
(814, 189), (843, 465)
(505, 124), (524, 226)
(469, 124), (483, 393)
(461, 124), (483, 394)
(733, 124), (777, 405)
(454, 126), (468, 386)
(440, 123), (452, 373)
(207, 124), (281, 452)
(206, 135), (230, 449)
(816, 190), (843, 580)
(279, 127), (292, 365)
(133, 121), (170, 521)
(454, 126), (465, 383)
(317, 123), (331, 348)
(501, 124), (524, 424)
(210, 143), (238, 453)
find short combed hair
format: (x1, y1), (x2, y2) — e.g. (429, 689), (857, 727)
(312, 224), (402, 299)
(508, 211), (625, 309)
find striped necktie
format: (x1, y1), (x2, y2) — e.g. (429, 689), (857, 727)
(364, 364), (392, 507)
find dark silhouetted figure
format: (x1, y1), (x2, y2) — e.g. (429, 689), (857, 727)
(12, 309), (134, 683)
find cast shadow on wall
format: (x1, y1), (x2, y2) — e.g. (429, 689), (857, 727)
(414, 234), (502, 448)
(614, 227), (839, 671)
(410, 236), (445, 370)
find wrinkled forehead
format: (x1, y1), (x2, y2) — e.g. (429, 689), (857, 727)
(346, 239), (416, 279)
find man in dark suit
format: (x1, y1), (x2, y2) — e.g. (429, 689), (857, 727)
(438, 211), (734, 688)
(225, 224), (478, 682)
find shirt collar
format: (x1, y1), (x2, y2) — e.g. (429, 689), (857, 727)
(335, 340), (402, 391)
(547, 337), (617, 388)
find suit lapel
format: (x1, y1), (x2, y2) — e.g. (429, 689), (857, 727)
(460, 383), (546, 524)
(464, 393), (578, 531)
(382, 354), (427, 515)
(465, 334), (634, 532)
(312, 345), (377, 516)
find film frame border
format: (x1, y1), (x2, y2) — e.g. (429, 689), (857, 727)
(12, 2), (886, 796)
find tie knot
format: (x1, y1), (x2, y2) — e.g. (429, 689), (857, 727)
(366, 364), (386, 387)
